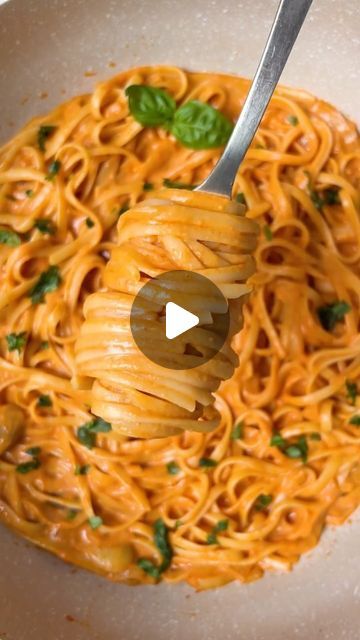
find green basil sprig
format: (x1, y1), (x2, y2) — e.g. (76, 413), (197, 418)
(125, 85), (233, 150)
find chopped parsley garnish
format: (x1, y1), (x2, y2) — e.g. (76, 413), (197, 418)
(88, 516), (103, 529)
(270, 433), (286, 448)
(16, 459), (41, 474)
(271, 433), (308, 463)
(345, 380), (357, 405)
(117, 204), (129, 217)
(236, 192), (246, 204)
(39, 341), (49, 350)
(66, 509), (78, 521)
(230, 421), (244, 440)
(6, 331), (27, 353)
(34, 219), (56, 235)
(309, 432), (321, 441)
(143, 182), (154, 191)
(166, 461), (180, 475)
(75, 464), (90, 476)
(38, 125), (56, 152)
(317, 301), (351, 331)
(163, 179), (196, 190)
(76, 417), (112, 449)
(0, 229), (21, 247)
(37, 394), (52, 408)
(263, 224), (273, 241)
(25, 446), (41, 456)
(349, 415), (360, 426)
(323, 188), (340, 205)
(28, 265), (61, 304)
(207, 519), (228, 544)
(255, 494), (273, 511)
(25, 189), (34, 198)
(310, 189), (324, 211)
(45, 160), (61, 181)
(288, 115), (299, 126)
(199, 457), (217, 468)
(137, 518), (173, 579)
(85, 217), (95, 228)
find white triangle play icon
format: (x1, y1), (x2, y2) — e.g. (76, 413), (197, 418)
(165, 302), (199, 340)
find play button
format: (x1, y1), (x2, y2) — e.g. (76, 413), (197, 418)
(130, 270), (231, 370)
(165, 302), (199, 340)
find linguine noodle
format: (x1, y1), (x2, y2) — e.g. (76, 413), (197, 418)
(0, 66), (359, 589)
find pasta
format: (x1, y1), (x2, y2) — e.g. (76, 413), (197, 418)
(0, 66), (359, 590)
(75, 189), (257, 438)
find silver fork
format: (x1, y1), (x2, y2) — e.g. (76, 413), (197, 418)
(196, 0), (313, 199)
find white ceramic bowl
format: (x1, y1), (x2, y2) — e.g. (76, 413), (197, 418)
(0, 1), (359, 639)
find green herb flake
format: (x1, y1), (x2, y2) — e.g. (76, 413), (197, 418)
(0, 229), (21, 247)
(29, 265), (62, 304)
(117, 204), (129, 217)
(163, 179), (196, 190)
(25, 446), (41, 456)
(39, 341), (49, 350)
(16, 459), (41, 474)
(255, 494), (273, 511)
(25, 189), (34, 198)
(143, 182), (154, 191)
(137, 558), (161, 579)
(199, 457), (217, 468)
(263, 224), (273, 241)
(270, 433), (286, 448)
(34, 219), (56, 235)
(75, 464), (90, 476)
(323, 188), (340, 206)
(317, 301), (351, 331)
(309, 189), (324, 211)
(207, 519), (229, 544)
(66, 509), (78, 521)
(88, 417), (112, 433)
(345, 380), (357, 405)
(236, 192), (246, 204)
(85, 217), (95, 228)
(284, 435), (308, 463)
(6, 331), (27, 353)
(38, 125), (56, 152)
(77, 426), (96, 449)
(88, 515), (103, 530)
(288, 115), (299, 126)
(45, 160), (61, 181)
(175, 520), (183, 529)
(171, 100), (233, 149)
(166, 461), (180, 475)
(349, 415), (360, 426)
(125, 85), (176, 127)
(309, 432), (321, 441)
(230, 421), (244, 440)
(37, 394), (52, 408)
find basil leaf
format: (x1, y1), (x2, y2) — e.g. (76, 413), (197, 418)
(288, 115), (299, 126)
(75, 464), (90, 476)
(45, 160), (61, 181)
(77, 425), (96, 449)
(38, 125), (56, 152)
(323, 188), (340, 205)
(346, 380), (357, 405)
(143, 182), (154, 191)
(137, 558), (161, 579)
(349, 415), (360, 426)
(88, 417), (112, 433)
(154, 518), (173, 572)
(255, 494), (273, 511)
(125, 85), (176, 127)
(263, 225), (273, 241)
(230, 421), (244, 440)
(85, 217), (94, 228)
(270, 433), (285, 448)
(16, 459), (41, 474)
(6, 331), (27, 353)
(0, 229), (21, 247)
(236, 192), (246, 204)
(29, 265), (62, 304)
(88, 516), (103, 529)
(166, 461), (180, 475)
(199, 457), (217, 468)
(25, 446), (41, 456)
(39, 340), (49, 350)
(317, 301), (351, 331)
(37, 394), (52, 407)
(34, 219), (56, 235)
(207, 519), (228, 544)
(171, 100), (233, 149)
